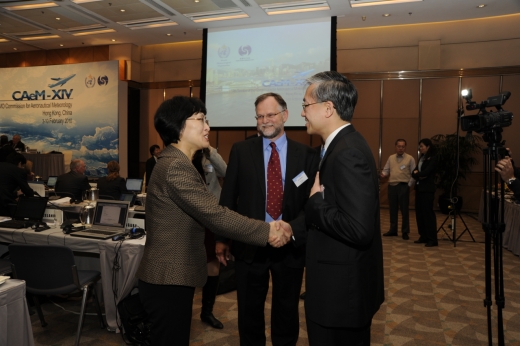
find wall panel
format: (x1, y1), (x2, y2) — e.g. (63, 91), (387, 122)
(46, 49), (70, 65)
(502, 75), (520, 159)
(421, 78), (460, 140)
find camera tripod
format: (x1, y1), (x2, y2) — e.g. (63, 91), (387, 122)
(436, 200), (475, 246)
(481, 129), (507, 346)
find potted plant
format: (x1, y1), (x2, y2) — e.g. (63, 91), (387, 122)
(430, 133), (483, 213)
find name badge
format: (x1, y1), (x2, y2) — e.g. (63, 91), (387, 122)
(293, 171), (308, 187)
(400, 164), (406, 170)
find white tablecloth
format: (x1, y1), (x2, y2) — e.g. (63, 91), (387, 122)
(0, 225), (145, 331)
(0, 279), (34, 346)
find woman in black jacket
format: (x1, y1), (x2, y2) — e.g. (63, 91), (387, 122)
(96, 161), (127, 200)
(412, 138), (439, 247)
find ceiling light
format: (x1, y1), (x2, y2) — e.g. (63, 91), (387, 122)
(350, 0), (422, 7)
(118, 17), (178, 30)
(261, 1), (330, 15)
(477, 4), (486, 8)
(13, 48), (17, 50)
(72, 28), (116, 36)
(185, 10), (249, 23)
(71, 0), (104, 3)
(60, 44), (64, 46)
(21, 35), (61, 41)
(383, 13), (390, 17)
(56, 18), (61, 20)
(120, 9), (126, 12)
(194, 0), (200, 2)
(3, 2), (59, 11)
(0, 38), (9, 43)
(166, 33), (171, 36)
(111, 39), (116, 41)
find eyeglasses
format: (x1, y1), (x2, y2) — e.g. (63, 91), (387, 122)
(302, 101), (324, 110)
(255, 110), (285, 121)
(186, 117), (207, 124)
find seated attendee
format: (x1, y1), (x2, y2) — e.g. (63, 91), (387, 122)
(0, 153), (34, 216)
(9, 134), (26, 152)
(55, 159), (91, 201)
(0, 135), (16, 162)
(145, 144), (161, 187)
(96, 160), (128, 200)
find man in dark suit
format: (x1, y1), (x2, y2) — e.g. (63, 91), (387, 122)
(0, 135), (16, 162)
(55, 159), (91, 201)
(301, 71), (384, 345)
(0, 153), (34, 216)
(8, 134), (26, 152)
(145, 144), (161, 187)
(217, 92), (319, 346)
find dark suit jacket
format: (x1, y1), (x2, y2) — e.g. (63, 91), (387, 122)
(304, 125), (384, 328)
(0, 162), (34, 216)
(55, 171), (91, 201)
(219, 136), (319, 268)
(412, 155), (438, 193)
(0, 145), (16, 162)
(8, 141), (25, 152)
(145, 156), (157, 187)
(96, 176), (127, 200)
(136, 145), (270, 288)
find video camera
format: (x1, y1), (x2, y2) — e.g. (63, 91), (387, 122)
(460, 89), (513, 133)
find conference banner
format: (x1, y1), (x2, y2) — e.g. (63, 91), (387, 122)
(0, 60), (119, 176)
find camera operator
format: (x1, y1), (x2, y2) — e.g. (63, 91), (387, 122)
(495, 149), (520, 200)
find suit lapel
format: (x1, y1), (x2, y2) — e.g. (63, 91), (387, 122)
(283, 139), (299, 208)
(320, 125), (355, 170)
(250, 137), (267, 201)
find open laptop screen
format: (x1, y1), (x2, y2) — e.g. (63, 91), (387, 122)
(93, 200), (129, 228)
(120, 193), (136, 207)
(14, 196), (49, 222)
(46, 176), (58, 188)
(126, 179), (143, 193)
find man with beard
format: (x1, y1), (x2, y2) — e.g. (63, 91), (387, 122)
(217, 92), (319, 345)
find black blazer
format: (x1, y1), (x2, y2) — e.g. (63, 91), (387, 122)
(304, 125), (384, 328)
(145, 156), (156, 187)
(8, 141), (25, 152)
(96, 176), (127, 200)
(412, 155), (438, 193)
(55, 171), (91, 201)
(219, 136), (319, 268)
(0, 162), (34, 216)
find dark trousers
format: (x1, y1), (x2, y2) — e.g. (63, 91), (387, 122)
(415, 191), (437, 243)
(235, 258), (304, 346)
(307, 318), (371, 346)
(138, 280), (195, 346)
(388, 183), (410, 234)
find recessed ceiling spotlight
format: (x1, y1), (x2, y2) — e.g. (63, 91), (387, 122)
(194, 0), (200, 3)
(60, 44), (64, 46)
(166, 33), (171, 36)
(56, 17), (60, 20)
(13, 48), (17, 50)
(120, 9), (125, 12)
(111, 39), (116, 41)
(383, 13), (390, 17)
(477, 4), (486, 8)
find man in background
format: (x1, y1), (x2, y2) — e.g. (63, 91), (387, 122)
(301, 71), (384, 345)
(9, 134), (26, 152)
(55, 159), (91, 201)
(0, 153), (34, 216)
(380, 139), (415, 240)
(0, 135), (16, 162)
(217, 92), (319, 345)
(146, 144), (161, 187)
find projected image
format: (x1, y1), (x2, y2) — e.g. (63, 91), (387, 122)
(206, 19), (331, 127)
(0, 61), (119, 176)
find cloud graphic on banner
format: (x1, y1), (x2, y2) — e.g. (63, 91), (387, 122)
(11, 113), (38, 124)
(81, 126), (118, 150)
(79, 146), (118, 162)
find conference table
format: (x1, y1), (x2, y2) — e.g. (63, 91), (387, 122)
(21, 153), (64, 180)
(478, 192), (520, 256)
(0, 223), (146, 331)
(0, 279), (34, 346)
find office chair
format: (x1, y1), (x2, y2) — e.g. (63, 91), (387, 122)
(0, 258), (11, 276)
(9, 244), (106, 346)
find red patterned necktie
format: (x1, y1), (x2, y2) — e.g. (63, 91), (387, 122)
(267, 142), (283, 220)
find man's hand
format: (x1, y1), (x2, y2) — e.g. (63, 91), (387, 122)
(268, 221), (290, 248)
(495, 157), (515, 182)
(215, 241), (231, 266)
(310, 172), (321, 197)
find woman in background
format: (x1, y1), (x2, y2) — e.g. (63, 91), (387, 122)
(412, 138), (439, 247)
(96, 160), (127, 200)
(192, 143), (227, 329)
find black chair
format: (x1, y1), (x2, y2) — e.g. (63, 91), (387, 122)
(9, 244), (106, 346)
(0, 259), (11, 276)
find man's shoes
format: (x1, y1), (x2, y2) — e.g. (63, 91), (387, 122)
(402, 233), (409, 240)
(201, 312), (224, 329)
(300, 292), (306, 300)
(383, 231), (398, 237)
(414, 239), (427, 244)
(425, 242), (438, 247)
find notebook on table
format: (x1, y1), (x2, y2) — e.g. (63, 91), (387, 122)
(0, 196), (49, 229)
(70, 200), (130, 239)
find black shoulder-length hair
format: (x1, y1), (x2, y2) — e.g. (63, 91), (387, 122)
(419, 138), (435, 160)
(154, 96), (207, 146)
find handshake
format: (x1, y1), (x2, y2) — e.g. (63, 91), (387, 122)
(268, 220), (293, 248)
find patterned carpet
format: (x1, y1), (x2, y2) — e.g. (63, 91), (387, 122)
(29, 209), (520, 345)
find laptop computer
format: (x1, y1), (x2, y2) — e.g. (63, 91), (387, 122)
(120, 193), (136, 207)
(70, 200), (130, 239)
(0, 196), (49, 229)
(46, 176), (58, 188)
(28, 182), (46, 198)
(126, 178), (143, 193)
